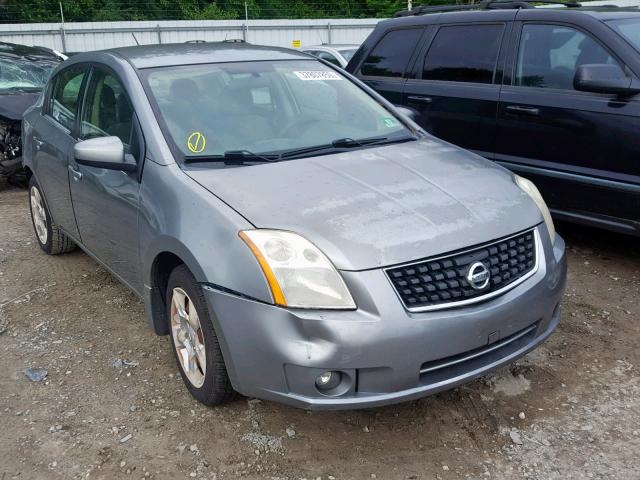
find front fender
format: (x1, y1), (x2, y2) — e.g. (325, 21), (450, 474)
(139, 160), (275, 331)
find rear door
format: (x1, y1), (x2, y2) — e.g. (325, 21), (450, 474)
(402, 19), (512, 157)
(356, 27), (427, 105)
(69, 65), (144, 291)
(496, 19), (640, 232)
(31, 65), (89, 239)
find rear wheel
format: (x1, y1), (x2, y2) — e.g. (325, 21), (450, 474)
(28, 176), (76, 255)
(167, 265), (236, 406)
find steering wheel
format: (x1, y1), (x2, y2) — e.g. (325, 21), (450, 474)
(278, 118), (317, 138)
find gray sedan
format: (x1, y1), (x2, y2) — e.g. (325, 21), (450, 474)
(22, 43), (566, 409)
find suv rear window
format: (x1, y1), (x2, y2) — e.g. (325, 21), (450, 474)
(360, 29), (423, 78)
(423, 24), (504, 84)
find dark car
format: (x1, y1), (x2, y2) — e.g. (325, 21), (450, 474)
(0, 42), (63, 184)
(346, 0), (640, 236)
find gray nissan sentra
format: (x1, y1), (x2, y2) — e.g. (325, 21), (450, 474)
(22, 43), (566, 409)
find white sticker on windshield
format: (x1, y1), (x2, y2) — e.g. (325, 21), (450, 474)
(294, 71), (342, 81)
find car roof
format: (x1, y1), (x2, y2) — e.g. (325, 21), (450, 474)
(96, 42), (313, 69)
(379, 5), (640, 28)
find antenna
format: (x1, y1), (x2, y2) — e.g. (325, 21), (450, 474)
(131, 33), (140, 46)
(59, 2), (67, 53)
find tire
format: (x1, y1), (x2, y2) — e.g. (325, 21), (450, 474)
(28, 176), (76, 255)
(166, 265), (236, 406)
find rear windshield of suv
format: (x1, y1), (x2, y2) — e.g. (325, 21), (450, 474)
(609, 18), (640, 51)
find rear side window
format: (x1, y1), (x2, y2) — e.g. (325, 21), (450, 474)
(423, 24), (505, 84)
(50, 67), (86, 131)
(515, 24), (619, 90)
(360, 29), (423, 78)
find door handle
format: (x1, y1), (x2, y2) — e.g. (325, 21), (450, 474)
(33, 136), (44, 150)
(68, 165), (83, 182)
(505, 105), (540, 116)
(407, 95), (433, 105)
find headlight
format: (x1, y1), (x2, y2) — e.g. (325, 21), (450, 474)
(239, 230), (356, 310)
(515, 175), (556, 244)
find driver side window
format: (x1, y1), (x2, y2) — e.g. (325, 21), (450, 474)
(515, 24), (618, 90)
(81, 69), (135, 149)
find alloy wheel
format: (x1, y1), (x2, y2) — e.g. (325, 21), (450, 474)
(30, 186), (48, 245)
(170, 287), (206, 388)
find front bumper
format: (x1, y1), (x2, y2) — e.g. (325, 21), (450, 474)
(203, 227), (567, 410)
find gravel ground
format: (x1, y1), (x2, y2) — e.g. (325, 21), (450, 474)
(1, 182), (639, 480)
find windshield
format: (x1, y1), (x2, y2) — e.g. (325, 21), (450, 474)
(144, 60), (412, 159)
(0, 56), (58, 92)
(338, 48), (358, 62)
(609, 18), (640, 51)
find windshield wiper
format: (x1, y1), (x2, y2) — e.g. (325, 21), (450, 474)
(184, 150), (281, 165)
(331, 137), (387, 148)
(184, 136), (417, 164)
(277, 135), (415, 160)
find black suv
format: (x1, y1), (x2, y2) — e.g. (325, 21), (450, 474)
(347, 1), (640, 236)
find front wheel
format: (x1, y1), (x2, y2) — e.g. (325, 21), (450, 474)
(28, 176), (76, 255)
(167, 265), (236, 406)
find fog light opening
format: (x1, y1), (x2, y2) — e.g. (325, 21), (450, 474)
(315, 371), (341, 391)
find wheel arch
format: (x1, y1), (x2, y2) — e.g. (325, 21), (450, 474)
(145, 238), (209, 336)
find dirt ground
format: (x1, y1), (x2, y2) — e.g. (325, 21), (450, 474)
(1, 181), (639, 480)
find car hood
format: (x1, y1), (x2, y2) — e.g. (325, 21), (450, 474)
(0, 92), (40, 121)
(184, 138), (543, 271)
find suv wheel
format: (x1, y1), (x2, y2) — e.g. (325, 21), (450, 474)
(28, 176), (76, 255)
(167, 265), (236, 405)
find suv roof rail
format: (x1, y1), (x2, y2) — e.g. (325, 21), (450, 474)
(393, 0), (582, 17)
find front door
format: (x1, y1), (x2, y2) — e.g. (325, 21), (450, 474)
(69, 66), (144, 291)
(31, 65), (88, 240)
(496, 22), (640, 231)
(402, 22), (510, 158)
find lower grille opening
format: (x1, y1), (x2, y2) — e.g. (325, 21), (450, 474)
(419, 322), (539, 385)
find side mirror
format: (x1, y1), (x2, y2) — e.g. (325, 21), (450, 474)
(574, 64), (640, 96)
(394, 105), (418, 121)
(74, 136), (136, 172)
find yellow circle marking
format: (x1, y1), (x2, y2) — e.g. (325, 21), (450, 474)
(187, 132), (206, 153)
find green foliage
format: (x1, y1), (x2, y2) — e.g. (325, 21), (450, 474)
(365, 0), (406, 18)
(0, 0), (427, 22)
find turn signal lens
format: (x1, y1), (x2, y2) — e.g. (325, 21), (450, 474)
(515, 175), (556, 244)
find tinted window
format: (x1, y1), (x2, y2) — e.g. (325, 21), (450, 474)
(50, 67), (86, 131)
(361, 29), (423, 78)
(81, 69), (138, 156)
(516, 24), (618, 90)
(423, 25), (504, 84)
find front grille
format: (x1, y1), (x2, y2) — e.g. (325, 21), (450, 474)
(386, 229), (537, 311)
